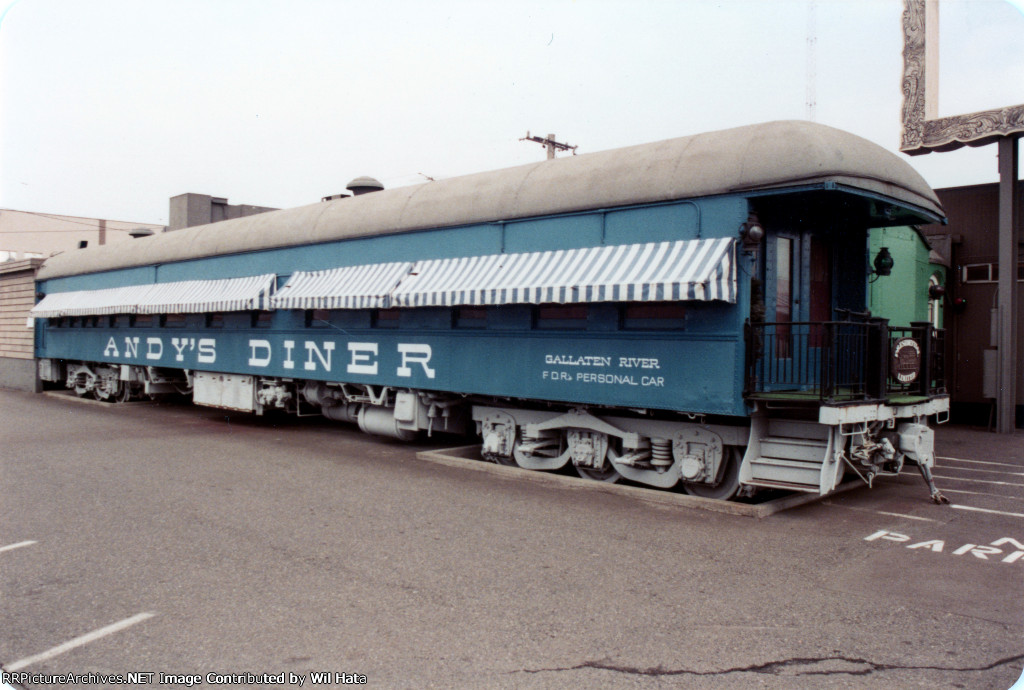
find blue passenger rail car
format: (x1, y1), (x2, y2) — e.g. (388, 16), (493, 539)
(32, 121), (950, 501)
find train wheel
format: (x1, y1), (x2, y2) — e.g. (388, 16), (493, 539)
(682, 447), (742, 500)
(115, 382), (133, 403)
(92, 385), (112, 401)
(574, 443), (622, 483)
(72, 371), (91, 397)
(93, 379), (123, 402)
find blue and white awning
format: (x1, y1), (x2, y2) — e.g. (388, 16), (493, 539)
(134, 274), (277, 314)
(391, 238), (736, 307)
(29, 286), (145, 318)
(31, 274), (277, 318)
(270, 261), (413, 310)
(32, 239), (735, 318)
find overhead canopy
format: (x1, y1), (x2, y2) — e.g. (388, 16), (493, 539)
(270, 261), (412, 310)
(391, 238), (736, 307)
(30, 274), (276, 318)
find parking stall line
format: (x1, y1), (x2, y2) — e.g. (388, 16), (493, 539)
(937, 456), (1023, 469)
(5, 612), (156, 672)
(871, 510), (941, 522)
(901, 470), (1024, 489)
(935, 466), (1024, 477)
(0, 541), (36, 554)
(930, 475), (1024, 488)
(820, 502), (942, 522)
(940, 487), (1024, 502)
(950, 504), (1024, 520)
(897, 459), (1024, 518)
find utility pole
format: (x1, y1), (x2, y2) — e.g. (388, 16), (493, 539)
(520, 132), (577, 159)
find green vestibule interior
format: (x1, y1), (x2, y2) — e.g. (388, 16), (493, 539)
(868, 226), (945, 328)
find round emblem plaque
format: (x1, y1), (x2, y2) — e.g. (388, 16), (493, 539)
(891, 338), (921, 383)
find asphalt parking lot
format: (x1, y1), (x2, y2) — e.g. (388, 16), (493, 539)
(1, 388), (1022, 689)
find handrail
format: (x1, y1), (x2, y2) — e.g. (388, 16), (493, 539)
(745, 319), (945, 404)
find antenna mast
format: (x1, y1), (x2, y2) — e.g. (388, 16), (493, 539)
(520, 132), (577, 159)
(806, 0), (817, 121)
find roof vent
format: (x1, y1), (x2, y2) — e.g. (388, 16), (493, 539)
(346, 176), (384, 196)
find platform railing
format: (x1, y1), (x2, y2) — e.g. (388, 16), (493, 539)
(744, 318), (946, 404)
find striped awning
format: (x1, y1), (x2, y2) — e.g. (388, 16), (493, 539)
(391, 238), (736, 307)
(135, 274), (277, 314)
(30, 274), (277, 318)
(30, 286), (147, 318)
(270, 261), (413, 310)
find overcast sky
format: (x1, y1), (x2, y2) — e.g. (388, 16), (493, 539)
(1, 0), (1022, 226)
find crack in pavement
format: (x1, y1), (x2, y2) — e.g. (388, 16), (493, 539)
(519, 652), (1024, 678)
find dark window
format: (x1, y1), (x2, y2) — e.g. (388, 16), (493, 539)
(253, 311), (273, 328)
(206, 313), (224, 328)
(775, 237), (793, 357)
(307, 309), (331, 328)
(162, 314), (187, 328)
(536, 304), (588, 330)
(133, 314), (153, 328)
(455, 306), (488, 329)
(808, 236), (832, 346)
(621, 302), (686, 330)
(374, 309), (401, 328)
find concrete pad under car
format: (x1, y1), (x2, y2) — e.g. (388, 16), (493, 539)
(416, 445), (860, 518)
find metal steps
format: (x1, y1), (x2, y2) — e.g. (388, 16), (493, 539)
(740, 418), (842, 494)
